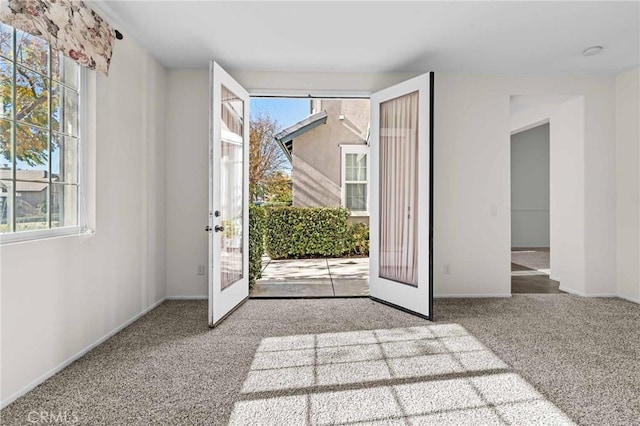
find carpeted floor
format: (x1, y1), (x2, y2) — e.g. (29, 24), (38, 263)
(1, 296), (639, 425)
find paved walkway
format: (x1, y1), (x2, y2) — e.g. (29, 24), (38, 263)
(250, 257), (369, 298)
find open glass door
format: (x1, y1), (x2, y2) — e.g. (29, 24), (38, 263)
(369, 73), (434, 319)
(208, 62), (250, 327)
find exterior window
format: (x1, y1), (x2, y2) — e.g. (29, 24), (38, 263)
(0, 23), (82, 240)
(341, 145), (369, 214)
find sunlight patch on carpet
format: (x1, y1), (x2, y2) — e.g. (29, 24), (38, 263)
(229, 324), (575, 425)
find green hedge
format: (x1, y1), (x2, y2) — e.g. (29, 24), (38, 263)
(347, 222), (370, 256)
(265, 206), (368, 259)
(249, 204), (266, 286)
(250, 206), (370, 273)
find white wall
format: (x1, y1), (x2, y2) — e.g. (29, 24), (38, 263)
(0, 33), (167, 406)
(433, 74), (512, 296)
(615, 66), (640, 303)
(164, 71), (616, 299)
(165, 71), (209, 297)
(511, 124), (550, 248)
(550, 97), (587, 292)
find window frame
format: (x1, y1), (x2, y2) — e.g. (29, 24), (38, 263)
(340, 144), (369, 216)
(0, 25), (86, 245)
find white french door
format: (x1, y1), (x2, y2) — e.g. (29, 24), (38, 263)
(369, 73), (434, 319)
(208, 61), (250, 327)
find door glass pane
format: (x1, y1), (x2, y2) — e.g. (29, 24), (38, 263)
(220, 85), (244, 290)
(379, 91), (419, 286)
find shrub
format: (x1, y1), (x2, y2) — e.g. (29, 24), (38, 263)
(249, 204), (266, 286)
(265, 207), (353, 259)
(347, 222), (370, 256)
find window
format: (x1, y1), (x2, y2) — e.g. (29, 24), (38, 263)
(341, 145), (369, 214)
(0, 23), (83, 241)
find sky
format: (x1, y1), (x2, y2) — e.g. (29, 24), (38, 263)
(250, 98), (311, 132)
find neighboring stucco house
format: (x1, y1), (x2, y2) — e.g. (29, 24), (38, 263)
(0, 169), (56, 225)
(275, 99), (370, 224)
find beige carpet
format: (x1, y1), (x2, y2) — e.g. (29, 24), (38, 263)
(1, 296), (639, 425)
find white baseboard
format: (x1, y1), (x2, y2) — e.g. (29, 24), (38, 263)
(559, 286), (585, 296)
(560, 286), (639, 303)
(166, 295), (208, 300)
(617, 294), (640, 304)
(558, 286), (617, 298)
(435, 293), (512, 298)
(0, 297), (166, 410)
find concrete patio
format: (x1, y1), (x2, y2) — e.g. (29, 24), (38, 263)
(250, 257), (369, 298)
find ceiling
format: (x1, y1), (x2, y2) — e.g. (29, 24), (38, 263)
(94, 1), (639, 75)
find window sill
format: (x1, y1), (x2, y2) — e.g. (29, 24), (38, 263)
(350, 211), (369, 217)
(0, 226), (83, 245)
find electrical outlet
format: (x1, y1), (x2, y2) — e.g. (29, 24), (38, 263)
(197, 264), (205, 275)
(444, 264), (451, 274)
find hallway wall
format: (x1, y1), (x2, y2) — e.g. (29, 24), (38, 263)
(511, 124), (550, 248)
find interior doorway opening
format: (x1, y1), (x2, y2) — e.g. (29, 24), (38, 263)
(247, 96), (371, 298)
(510, 122), (560, 293)
(508, 94), (587, 295)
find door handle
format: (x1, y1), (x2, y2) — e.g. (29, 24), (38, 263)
(214, 225), (225, 232)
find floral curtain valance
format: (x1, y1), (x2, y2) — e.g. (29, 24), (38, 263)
(0, 0), (114, 74)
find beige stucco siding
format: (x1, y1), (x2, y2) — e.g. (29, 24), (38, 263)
(292, 99), (370, 225)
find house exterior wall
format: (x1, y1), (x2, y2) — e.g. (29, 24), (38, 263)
(292, 99), (370, 224)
